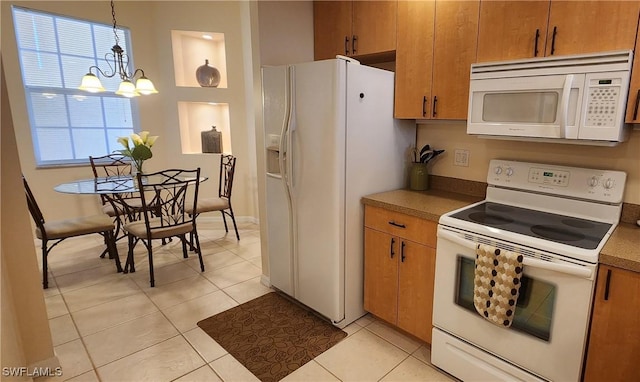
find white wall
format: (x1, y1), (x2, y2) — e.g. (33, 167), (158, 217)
(2, 61), (57, 379)
(258, 1), (315, 66)
(1, 1), (258, 222)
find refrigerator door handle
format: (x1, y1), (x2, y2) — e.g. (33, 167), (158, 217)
(279, 67), (291, 187)
(285, 65), (298, 297)
(286, 66), (296, 189)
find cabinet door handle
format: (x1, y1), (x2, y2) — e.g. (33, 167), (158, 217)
(534, 29), (540, 57)
(344, 36), (350, 55)
(550, 26), (557, 55)
(401, 241), (406, 262)
(388, 221), (406, 228)
(422, 96), (428, 117)
(432, 96), (438, 117)
(633, 89), (640, 120)
(390, 237), (395, 258)
(604, 268), (612, 301)
(352, 35), (357, 54)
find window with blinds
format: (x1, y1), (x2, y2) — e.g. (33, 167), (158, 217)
(12, 6), (139, 166)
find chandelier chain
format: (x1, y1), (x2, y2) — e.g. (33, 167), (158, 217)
(111, 0), (120, 46)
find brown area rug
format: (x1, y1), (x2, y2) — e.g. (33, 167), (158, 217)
(197, 292), (347, 382)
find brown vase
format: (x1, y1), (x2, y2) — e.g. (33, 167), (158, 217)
(195, 59), (221, 87)
(201, 126), (222, 153)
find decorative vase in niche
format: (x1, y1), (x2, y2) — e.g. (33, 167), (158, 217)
(195, 59), (221, 87)
(201, 126), (222, 153)
(409, 162), (429, 191)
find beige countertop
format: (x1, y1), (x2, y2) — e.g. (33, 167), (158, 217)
(363, 188), (640, 273)
(361, 189), (482, 223)
(600, 222), (640, 273)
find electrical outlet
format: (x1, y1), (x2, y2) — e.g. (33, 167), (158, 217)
(454, 149), (469, 167)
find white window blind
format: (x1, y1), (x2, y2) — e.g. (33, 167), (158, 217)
(12, 6), (139, 166)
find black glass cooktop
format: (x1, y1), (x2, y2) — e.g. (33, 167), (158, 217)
(449, 202), (612, 250)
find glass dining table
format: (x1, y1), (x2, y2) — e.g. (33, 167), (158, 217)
(55, 175), (140, 195)
(55, 175), (152, 227)
(55, 174), (207, 262)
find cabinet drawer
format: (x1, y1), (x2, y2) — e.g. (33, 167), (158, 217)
(364, 205), (436, 247)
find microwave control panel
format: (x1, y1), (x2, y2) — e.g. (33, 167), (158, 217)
(584, 77), (623, 128)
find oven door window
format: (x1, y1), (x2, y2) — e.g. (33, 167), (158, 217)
(455, 256), (555, 342)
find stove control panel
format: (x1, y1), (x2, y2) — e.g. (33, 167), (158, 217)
(488, 159), (627, 203)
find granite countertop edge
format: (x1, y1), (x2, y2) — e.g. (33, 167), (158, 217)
(363, 188), (640, 273)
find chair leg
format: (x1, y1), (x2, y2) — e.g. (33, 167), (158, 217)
(180, 235), (189, 258)
(124, 234), (136, 274)
(101, 216), (123, 258)
(106, 230), (122, 272)
(220, 210), (229, 233)
(42, 240), (49, 289)
(227, 207), (240, 241)
(192, 229), (205, 272)
(147, 241), (155, 287)
(100, 235), (109, 259)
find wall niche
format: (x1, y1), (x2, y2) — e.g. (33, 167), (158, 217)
(171, 30), (227, 88)
(177, 102), (231, 155)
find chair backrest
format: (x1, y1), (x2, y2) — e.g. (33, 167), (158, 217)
(89, 153), (132, 178)
(219, 154), (236, 199)
(137, 168), (201, 237)
(22, 175), (47, 238)
(89, 153), (136, 205)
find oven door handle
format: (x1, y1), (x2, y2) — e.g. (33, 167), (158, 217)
(438, 230), (593, 279)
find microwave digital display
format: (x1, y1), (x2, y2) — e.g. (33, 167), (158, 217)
(599, 79), (613, 85)
(543, 171), (553, 177)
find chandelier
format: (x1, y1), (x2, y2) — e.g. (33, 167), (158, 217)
(79, 0), (157, 97)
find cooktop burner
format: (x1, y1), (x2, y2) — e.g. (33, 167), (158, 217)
(449, 202), (611, 249)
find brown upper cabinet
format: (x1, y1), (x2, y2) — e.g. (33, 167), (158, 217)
(395, 0), (480, 120)
(626, 22), (640, 123)
(477, 0), (640, 62)
(313, 1), (397, 60)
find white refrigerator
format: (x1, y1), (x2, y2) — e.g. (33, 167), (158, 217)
(262, 58), (414, 328)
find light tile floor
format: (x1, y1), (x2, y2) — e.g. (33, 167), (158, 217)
(35, 221), (455, 382)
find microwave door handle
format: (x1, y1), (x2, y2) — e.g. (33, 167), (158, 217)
(558, 74), (574, 138)
(438, 229), (593, 279)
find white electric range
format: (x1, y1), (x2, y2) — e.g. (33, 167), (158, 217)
(431, 159), (626, 382)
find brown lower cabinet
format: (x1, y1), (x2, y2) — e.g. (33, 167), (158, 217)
(363, 205), (436, 343)
(583, 265), (640, 381)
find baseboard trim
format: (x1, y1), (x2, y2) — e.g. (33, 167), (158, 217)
(197, 215), (259, 225)
(260, 274), (270, 288)
(25, 355), (61, 377)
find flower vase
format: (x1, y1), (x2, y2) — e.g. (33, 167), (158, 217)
(409, 162), (429, 191)
(131, 164), (144, 189)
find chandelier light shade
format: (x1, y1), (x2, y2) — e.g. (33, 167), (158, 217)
(78, 73), (106, 93)
(79, 0), (157, 97)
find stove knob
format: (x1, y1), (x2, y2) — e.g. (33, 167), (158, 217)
(603, 178), (615, 189)
(494, 166), (503, 175)
(588, 176), (599, 187)
(505, 167), (514, 177)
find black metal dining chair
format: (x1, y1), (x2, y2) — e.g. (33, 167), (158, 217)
(122, 168), (204, 287)
(89, 154), (145, 250)
(188, 154), (240, 240)
(23, 176), (121, 289)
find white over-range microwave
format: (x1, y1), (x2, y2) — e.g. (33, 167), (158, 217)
(467, 50), (633, 146)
